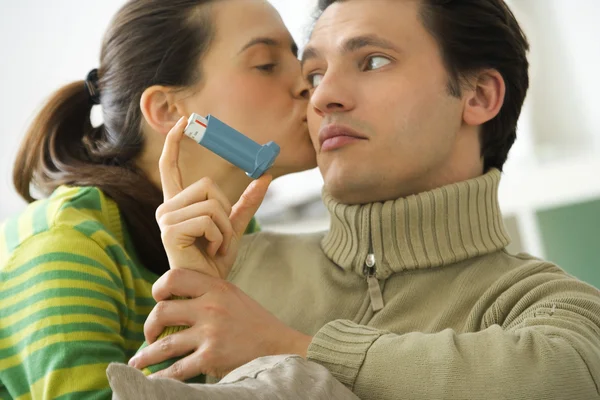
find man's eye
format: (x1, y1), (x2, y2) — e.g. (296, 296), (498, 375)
(307, 73), (324, 88)
(365, 56), (391, 71)
(256, 64), (277, 72)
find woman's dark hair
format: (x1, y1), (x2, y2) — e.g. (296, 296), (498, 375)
(13, 0), (219, 275)
(317, 0), (530, 172)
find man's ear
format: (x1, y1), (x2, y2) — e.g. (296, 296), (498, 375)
(140, 85), (185, 135)
(463, 69), (506, 126)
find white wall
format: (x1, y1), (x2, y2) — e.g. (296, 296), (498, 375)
(0, 1), (123, 217)
(506, 0), (600, 164)
(269, 0), (318, 47)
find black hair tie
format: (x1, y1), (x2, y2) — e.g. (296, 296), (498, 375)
(84, 68), (101, 105)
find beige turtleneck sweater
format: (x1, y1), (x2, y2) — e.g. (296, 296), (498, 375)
(230, 169), (600, 399)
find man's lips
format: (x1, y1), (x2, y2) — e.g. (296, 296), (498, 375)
(318, 124), (367, 151)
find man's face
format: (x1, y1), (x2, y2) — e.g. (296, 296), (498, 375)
(303, 0), (474, 204)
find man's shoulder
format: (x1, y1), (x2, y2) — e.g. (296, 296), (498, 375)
(231, 230), (328, 278)
(239, 230), (326, 257)
(482, 249), (599, 300)
(493, 249), (565, 276)
(229, 230), (337, 305)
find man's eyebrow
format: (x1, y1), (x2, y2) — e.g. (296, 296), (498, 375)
(301, 34), (400, 68)
(342, 34), (401, 54)
(239, 36), (298, 57)
(301, 46), (321, 68)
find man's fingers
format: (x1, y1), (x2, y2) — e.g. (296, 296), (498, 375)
(231, 174), (273, 236)
(143, 299), (196, 344)
(151, 269), (219, 302)
(149, 351), (208, 382)
(159, 116), (187, 201)
(129, 330), (197, 372)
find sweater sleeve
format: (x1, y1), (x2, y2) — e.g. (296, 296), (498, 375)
(0, 228), (130, 400)
(307, 272), (600, 400)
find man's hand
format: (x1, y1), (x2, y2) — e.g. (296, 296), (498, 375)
(128, 268), (313, 381)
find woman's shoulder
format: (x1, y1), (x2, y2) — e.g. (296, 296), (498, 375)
(1, 186), (127, 265)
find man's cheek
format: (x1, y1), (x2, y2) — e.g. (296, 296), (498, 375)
(307, 121), (321, 150)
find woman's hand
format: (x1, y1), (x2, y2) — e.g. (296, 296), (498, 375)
(129, 268), (313, 381)
(130, 119), (312, 380)
(157, 116), (271, 278)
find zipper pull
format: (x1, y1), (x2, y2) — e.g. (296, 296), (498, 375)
(364, 253), (384, 312)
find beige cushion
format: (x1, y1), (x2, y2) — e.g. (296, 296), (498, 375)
(107, 355), (360, 400)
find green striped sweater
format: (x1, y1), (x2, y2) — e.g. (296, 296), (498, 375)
(0, 186), (159, 400)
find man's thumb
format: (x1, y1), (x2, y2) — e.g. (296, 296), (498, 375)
(230, 174), (273, 236)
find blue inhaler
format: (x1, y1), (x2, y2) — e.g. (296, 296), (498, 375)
(183, 113), (280, 179)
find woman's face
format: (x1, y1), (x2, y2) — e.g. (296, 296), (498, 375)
(178, 0), (316, 179)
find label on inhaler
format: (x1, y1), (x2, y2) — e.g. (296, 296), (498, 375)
(184, 114), (208, 143)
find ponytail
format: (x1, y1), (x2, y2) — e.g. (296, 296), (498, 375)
(13, 81), (168, 275)
(14, 81), (92, 201)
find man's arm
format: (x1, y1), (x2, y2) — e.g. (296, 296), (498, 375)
(308, 275), (600, 400)
(128, 266), (600, 398)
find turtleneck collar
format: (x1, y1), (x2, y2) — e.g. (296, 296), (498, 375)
(321, 169), (511, 279)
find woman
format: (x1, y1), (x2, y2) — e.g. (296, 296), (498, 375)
(0, 0), (315, 398)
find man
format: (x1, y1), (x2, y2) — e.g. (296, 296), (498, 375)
(125, 0), (600, 398)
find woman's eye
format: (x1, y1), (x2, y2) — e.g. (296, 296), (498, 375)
(256, 64), (277, 73)
(365, 56), (391, 71)
(307, 73), (324, 88)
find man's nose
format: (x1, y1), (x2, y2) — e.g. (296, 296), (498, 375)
(310, 71), (355, 117)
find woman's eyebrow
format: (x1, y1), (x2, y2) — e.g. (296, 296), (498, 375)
(239, 36), (298, 57)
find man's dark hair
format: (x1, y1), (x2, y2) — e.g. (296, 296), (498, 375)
(316, 0), (530, 171)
